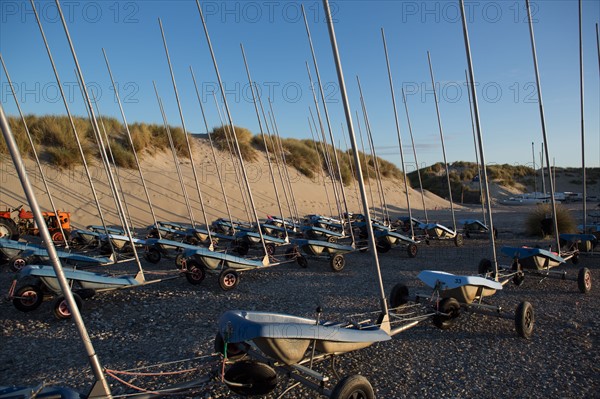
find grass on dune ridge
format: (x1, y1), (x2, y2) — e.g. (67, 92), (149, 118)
(2, 115), (406, 186)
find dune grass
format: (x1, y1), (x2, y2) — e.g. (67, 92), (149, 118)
(525, 204), (577, 237)
(3, 115), (404, 185)
(1, 115), (190, 169)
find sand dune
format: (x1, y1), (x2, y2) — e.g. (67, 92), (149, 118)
(0, 137), (456, 229)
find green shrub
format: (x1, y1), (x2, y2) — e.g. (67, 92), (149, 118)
(211, 125), (257, 162)
(525, 204), (577, 237)
(45, 146), (83, 169)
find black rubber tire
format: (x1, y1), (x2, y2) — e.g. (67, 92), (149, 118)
(264, 243), (276, 256)
(214, 332), (249, 361)
(297, 255), (308, 268)
(376, 239), (391, 254)
(69, 236), (87, 250)
(9, 257), (28, 272)
(407, 243), (418, 258)
(327, 236), (337, 243)
(13, 285), (44, 312)
(51, 231), (66, 243)
(236, 241), (249, 256)
(389, 283), (409, 308)
(185, 260), (206, 285)
(330, 375), (375, 399)
(175, 253), (185, 270)
(0, 218), (18, 240)
(513, 272), (525, 287)
(578, 267), (592, 294)
(219, 268), (240, 291)
(478, 258), (493, 275)
(515, 301), (534, 339)
(571, 255), (580, 265)
(74, 288), (96, 300)
(433, 297), (461, 330)
(330, 254), (345, 272)
(285, 247), (297, 260)
(224, 360), (277, 396)
(52, 293), (83, 320)
(145, 247), (161, 264)
(454, 234), (464, 247)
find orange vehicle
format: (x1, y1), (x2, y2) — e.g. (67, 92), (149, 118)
(0, 205), (71, 242)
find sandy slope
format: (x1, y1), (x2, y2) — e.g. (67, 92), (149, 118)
(0, 137), (456, 229)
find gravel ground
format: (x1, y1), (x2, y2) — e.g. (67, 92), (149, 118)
(0, 218), (598, 398)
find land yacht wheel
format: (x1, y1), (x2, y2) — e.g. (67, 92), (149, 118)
(454, 234), (464, 247)
(224, 360), (277, 396)
(297, 255), (308, 268)
(389, 283), (409, 308)
(145, 247), (161, 264)
(477, 258), (493, 276)
(219, 268), (240, 291)
(175, 253), (185, 269)
(185, 260), (206, 285)
(407, 243), (418, 258)
(376, 239), (391, 254)
(515, 301), (534, 339)
(9, 257), (28, 272)
(433, 297), (461, 330)
(13, 285), (43, 312)
(578, 267), (592, 294)
(330, 375), (375, 399)
(214, 332), (249, 361)
(330, 254), (345, 272)
(52, 293), (83, 320)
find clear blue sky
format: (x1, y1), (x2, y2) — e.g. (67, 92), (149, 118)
(1, 0), (599, 172)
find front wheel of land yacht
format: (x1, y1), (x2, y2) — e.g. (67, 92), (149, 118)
(185, 260), (206, 285)
(297, 255), (308, 268)
(330, 375), (375, 399)
(236, 241), (249, 256)
(9, 256), (29, 272)
(571, 255), (580, 265)
(454, 234), (464, 247)
(407, 243), (418, 258)
(433, 297), (461, 330)
(477, 258), (493, 276)
(13, 285), (44, 312)
(513, 272), (525, 287)
(145, 247), (161, 264)
(578, 267), (592, 294)
(330, 254), (345, 272)
(175, 253), (185, 269)
(389, 283), (409, 308)
(219, 268), (240, 291)
(285, 247), (297, 260)
(52, 293), (83, 320)
(515, 301), (534, 339)
(263, 243), (276, 256)
(376, 239), (391, 254)
(224, 360), (277, 396)
(214, 332), (249, 361)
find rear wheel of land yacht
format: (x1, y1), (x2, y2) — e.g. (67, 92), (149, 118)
(52, 293), (83, 320)
(331, 375), (375, 399)
(13, 285), (44, 312)
(219, 268), (240, 291)
(185, 260), (206, 285)
(578, 267), (592, 294)
(515, 301), (534, 339)
(389, 283), (410, 308)
(9, 256), (29, 272)
(432, 297), (461, 330)
(407, 243), (418, 258)
(330, 254), (345, 272)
